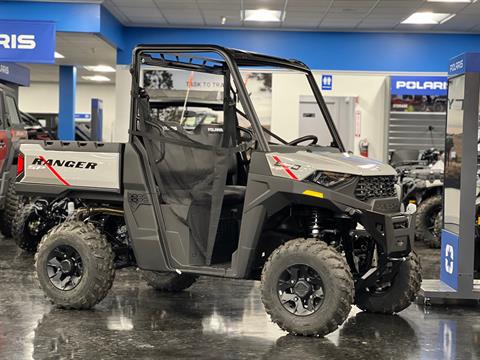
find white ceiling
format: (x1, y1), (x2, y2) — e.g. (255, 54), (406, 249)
(20, 0), (480, 84)
(101, 0), (480, 33)
(24, 32), (117, 83)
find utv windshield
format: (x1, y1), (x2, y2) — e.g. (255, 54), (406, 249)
(133, 45), (344, 152)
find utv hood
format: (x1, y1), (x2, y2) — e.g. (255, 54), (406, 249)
(266, 151), (396, 181)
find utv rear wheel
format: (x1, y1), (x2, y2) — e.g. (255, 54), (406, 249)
(415, 195), (442, 247)
(12, 204), (44, 252)
(261, 239), (354, 337)
(35, 221), (115, 309)
(142, 270), (198, 292)
(355, 251), (421, 314)
(0, 178), (21, 238)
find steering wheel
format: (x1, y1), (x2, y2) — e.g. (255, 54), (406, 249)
(237, 125), (254, 142)
(287, 135), (318, 146)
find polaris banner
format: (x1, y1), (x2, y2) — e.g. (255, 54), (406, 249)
(391, 76), (448, 96)
(0, 20), (55, 64)
(448, 52), (480, 76)
(0, 62), (30, 86)
(440, 229), (459, 290)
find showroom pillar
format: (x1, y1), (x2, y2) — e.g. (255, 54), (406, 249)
(58, 65), (77, 140)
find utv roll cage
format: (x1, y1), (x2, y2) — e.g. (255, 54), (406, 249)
(129, 44), (345, 153)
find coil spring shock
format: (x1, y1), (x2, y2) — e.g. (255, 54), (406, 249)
(299, 207), (340, 246)
(306, 208), (322, 238)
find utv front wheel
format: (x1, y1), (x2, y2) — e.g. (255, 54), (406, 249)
(355, 251), (421, 314)
(142, 270), (198, 292)
(261, 239), (354, 337)
(35, 221), (115, 309)
(12, 204), (45, 252)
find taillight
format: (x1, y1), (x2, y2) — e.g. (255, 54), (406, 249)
(17, 153), (24, 176)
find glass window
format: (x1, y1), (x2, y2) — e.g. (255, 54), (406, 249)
(444, 75), (465, 234)
(5, 95), (21, 125)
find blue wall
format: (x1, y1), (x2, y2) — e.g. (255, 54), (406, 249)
(0, 2), (100, 33)
(4, 1), (480, 72)
(119, 28), (480, 72)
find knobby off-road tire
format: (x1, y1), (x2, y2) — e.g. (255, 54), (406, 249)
(431, 211), (443, 249)
(415, 195), (442, 247)
(35, 221), (115, 309)
(0, 178), (21, 238)
(261, 238), (354, 337)
(142, 270), (198, 292)
(355, 251), (421, 314)
(12, 203), (44, 252)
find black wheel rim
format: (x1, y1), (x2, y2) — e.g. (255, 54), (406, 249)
(277, 264), (325, 316)
(46, 245), (83, 291)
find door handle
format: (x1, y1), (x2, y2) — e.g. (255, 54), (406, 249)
(0, 140), (6, 149)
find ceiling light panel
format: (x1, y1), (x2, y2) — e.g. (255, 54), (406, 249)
(401, 12), (454, 24)
(82, 75), (111, 82)
(427, 0), (473, 3)
(243, 9), (283, 22)
(84, 65), (116, 73)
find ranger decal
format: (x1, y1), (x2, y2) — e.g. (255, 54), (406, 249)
(31, 157), (98, 169)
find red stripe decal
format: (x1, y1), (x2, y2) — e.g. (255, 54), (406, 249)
(272, 155), (299, 181)
(38, 155), (71, 187)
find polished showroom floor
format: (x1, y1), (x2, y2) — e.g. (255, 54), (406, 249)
(0, 237), (478, 360)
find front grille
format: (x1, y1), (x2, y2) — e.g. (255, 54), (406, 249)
(355, 176), (397, 201)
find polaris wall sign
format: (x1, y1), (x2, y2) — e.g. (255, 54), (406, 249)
(0, 20), (55, 64)
(391, 76), (448, 96)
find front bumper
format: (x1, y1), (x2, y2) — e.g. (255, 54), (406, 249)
(359, 209), (415, 259)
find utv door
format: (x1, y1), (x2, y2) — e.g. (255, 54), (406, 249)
(137, 100), (242, 268)
(0, 87), (27, 205)
(3, 90), (28, 138)
(0, 89), (11, 179)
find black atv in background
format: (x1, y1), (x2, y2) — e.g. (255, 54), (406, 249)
(391, 148), (444, 248)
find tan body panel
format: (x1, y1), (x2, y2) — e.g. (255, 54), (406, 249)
(19, 143), (121, 191)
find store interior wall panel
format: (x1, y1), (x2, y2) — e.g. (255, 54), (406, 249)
(271, 72), (388, 161)
(388, 112), (446, 153)
(19, 82), (116, 142)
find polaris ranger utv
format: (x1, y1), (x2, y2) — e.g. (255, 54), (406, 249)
(15, 45), (420, 337)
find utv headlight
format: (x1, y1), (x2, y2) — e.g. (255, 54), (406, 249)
(307, 171), (353, 188)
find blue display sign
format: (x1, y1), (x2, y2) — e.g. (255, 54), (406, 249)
(0, 62), (30, 86)
(0, 20), (55, 64)
(321, 75), (332, 91)
(448, 52), (480, 76)
(391, 76), (447, 96)
(75, 113), (91, 120)
(440, 229), (459, 290)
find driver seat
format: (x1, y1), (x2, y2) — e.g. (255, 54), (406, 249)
(223, 185), (246, 206)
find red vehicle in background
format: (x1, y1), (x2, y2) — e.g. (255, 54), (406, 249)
(0, 84), (29, 237)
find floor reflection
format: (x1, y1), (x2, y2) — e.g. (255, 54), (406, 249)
(0, 238), (478, 360)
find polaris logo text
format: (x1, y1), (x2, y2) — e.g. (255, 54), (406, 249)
(450, 59), (464, 73)
(395, 81), (447, 91)
(0, 34), (36, 50)
(273, 160), (301, 171)
(31, 158), (98, 170)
